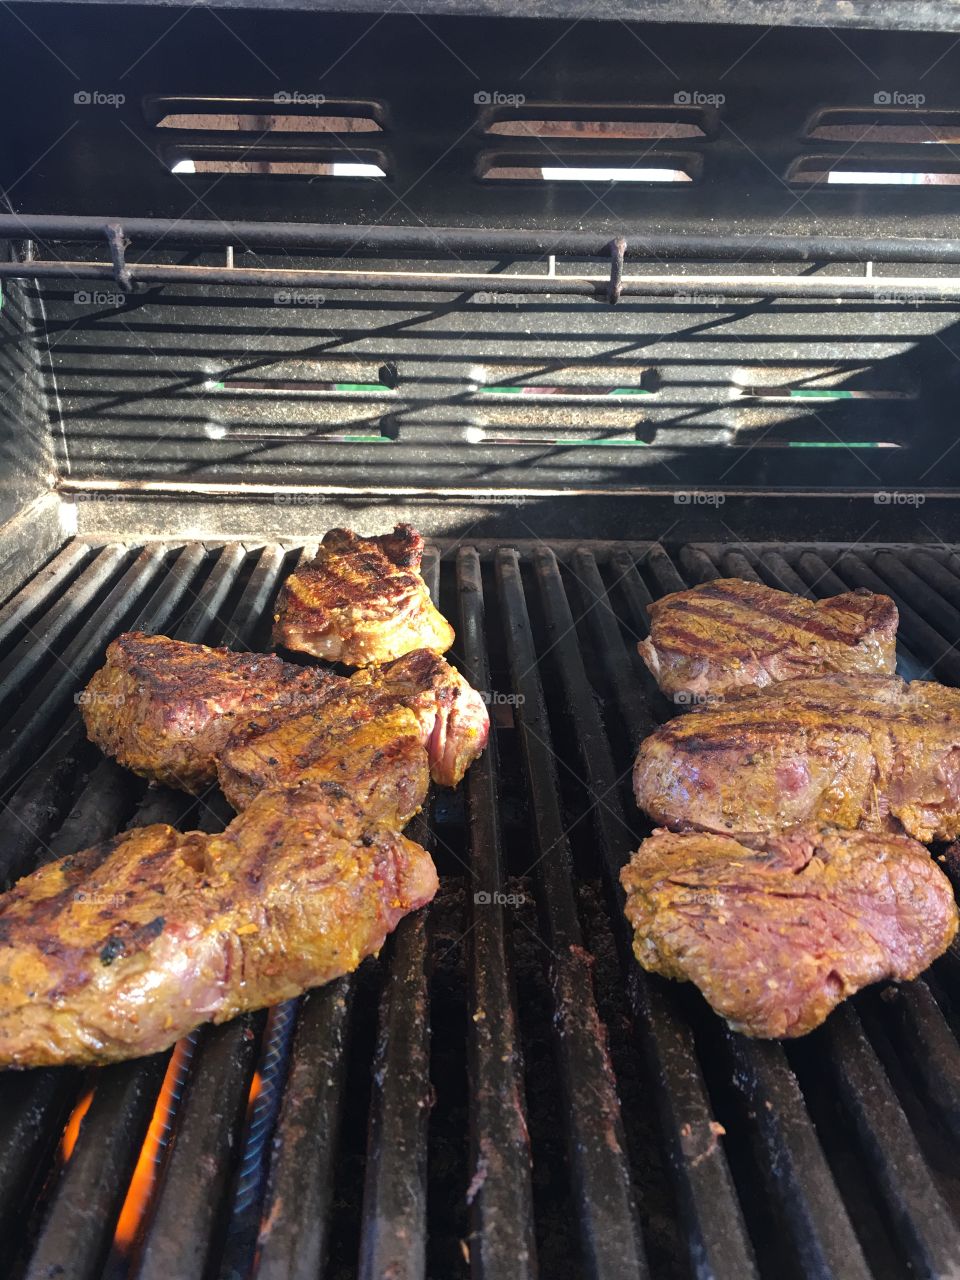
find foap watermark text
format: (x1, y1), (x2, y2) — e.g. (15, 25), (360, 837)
(674, 90), (725, 107)
(674, 491), (725, 506)
(74, 90), (125, 108)
(274, 91), (326, 106)
(874, 491), (925, 507)
(474, 90), (526, 106)
(474, 890), (527, 906)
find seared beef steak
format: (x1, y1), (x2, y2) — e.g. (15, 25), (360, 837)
(347, 648), (490, 787)
(620, 827), (958, 1038)
(82, 636), (489, 804)
(81, 632), (338, 792)
(0, 781), (437, 1067)
(638, 578), (897, 702)
(218, 703), (430, 822)
(272, 525), (455, 665)
(219, 648), (488, 811)
(634, 674), (960, 842)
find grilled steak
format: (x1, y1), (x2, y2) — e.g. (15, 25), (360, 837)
(637, 578), (898, 702)
(82, 635), (488, 804)
(633, 674), (960, 842)
(348, 648), (490, 787)
(219, 648), (488, 808)
(0, 780), (437, 1067)
(272, 525), (455, 665)
(620, 826), (958, 1038)
(219, 703), (430, 821)
(81, 632), (337, 792)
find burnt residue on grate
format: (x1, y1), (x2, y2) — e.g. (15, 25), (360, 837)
(0, 537), (960, 1278)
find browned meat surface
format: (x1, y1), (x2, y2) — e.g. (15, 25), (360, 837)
(84, 633), (489, 809)
(272, 525), (455, 665)
(634, 674), (960, 842)
(348, 648), (490, 787)
(0, 780), (437, 1067)
(638, 578), (897, 702)
(219, 647), (489, 808)
(620, 827), (958, 1038)
(81, 633), (337, 792)
(219, 703), (430, 821)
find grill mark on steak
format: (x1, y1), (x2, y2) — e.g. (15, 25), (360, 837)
(660, 596), (868, 647)
(621, 827), (958, 1037)
(634, 674), (960, 841)
(638, 579), (897, 700)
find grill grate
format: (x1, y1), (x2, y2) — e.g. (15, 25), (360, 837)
(0, 536), (960, 1278)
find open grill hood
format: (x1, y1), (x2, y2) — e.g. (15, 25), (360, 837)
(1, 2), (960, 1276)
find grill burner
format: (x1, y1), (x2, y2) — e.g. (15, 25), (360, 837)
(1, 537), (960, 1278)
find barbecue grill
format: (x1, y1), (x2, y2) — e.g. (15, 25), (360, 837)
(1, 2), (960, 1277)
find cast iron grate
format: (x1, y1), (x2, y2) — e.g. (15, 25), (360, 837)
(0, 536), (959, 1279)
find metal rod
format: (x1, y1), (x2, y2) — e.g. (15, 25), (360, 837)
(357, 546), (438, 1280)
(495, 547), (650, 1280)
(4, 214), (960, 264)
(6, 258), (960, 301)
(457, 546), (537, 1280)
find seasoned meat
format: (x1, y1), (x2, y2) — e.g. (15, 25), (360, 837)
(0, 780), (437, 1067)
(81, 633), (337, 792)
(84, 633), (489, 809)
(218, 703), (430, 821)
(620, 826), (958, 1038)
(272, 525), (455, 665)
(219, 647), (489, 808)
(638, 578), (897, 702)
(634, 674), (960, 842)
(348, 648), (490, 787)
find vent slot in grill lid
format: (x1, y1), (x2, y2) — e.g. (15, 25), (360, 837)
(163, 145), (387, 179)
(788, 155), (960, 185)
(146, 95), (386, 133)
(480, 101), (709, 140)
(807, 107), (960, 144)
(478, 150), (698, 183)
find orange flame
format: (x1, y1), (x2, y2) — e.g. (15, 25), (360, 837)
(113, 1038), (193, 1251)
(60, 1088), (94, 1161)
(247, 1070), (262, 1112)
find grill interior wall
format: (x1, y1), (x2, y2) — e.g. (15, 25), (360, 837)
(1, 537), (960, 1279)
(29, 262), (960, 496)
(0, 266), (56, 523)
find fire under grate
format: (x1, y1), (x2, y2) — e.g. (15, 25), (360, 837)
(0, 537), (959, 1280)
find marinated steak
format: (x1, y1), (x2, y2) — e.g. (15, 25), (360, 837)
(218, 703), (430, 822)
(0, 780), (438, 1067)
(272, 525), (455, 665)
(82, 635), (489, 803)
(620, 826), (958, 1038)
(348, 648), (490, 788)
(219, 648), (488, 811)
(81, 632), (338, 792)
(637, 578), (898, 702)
(634, 674), (960, 842)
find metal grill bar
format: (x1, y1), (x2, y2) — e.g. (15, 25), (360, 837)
(496, 548), (648, 1280)
(5, 213), (960, 264)
(533, 546), (760, 1279)
(0, 543), (91, 653)
(252, 976), (354, 1280)
(357, 548), (437, 1280)
(457, 546), (537, 1280)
